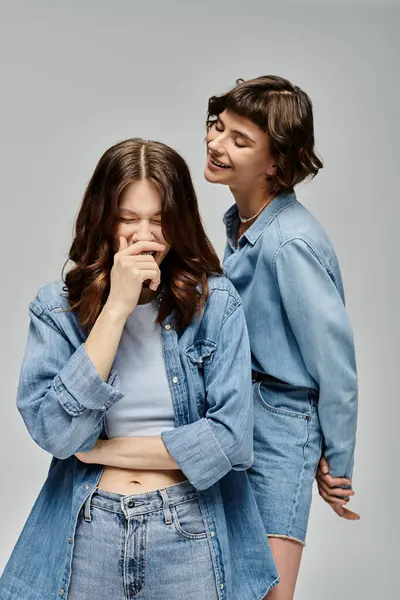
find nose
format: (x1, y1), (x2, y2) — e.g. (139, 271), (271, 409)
(207, 135), (225, 157)
(132, 220), (154, 243)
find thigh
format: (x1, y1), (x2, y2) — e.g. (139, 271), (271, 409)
(265, 538), (303, 600)
(67, 505), (125, 599)
(249, 383), (323, 544)
(140, 498), (219, 600)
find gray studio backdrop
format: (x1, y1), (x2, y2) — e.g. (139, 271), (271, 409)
(0, 1), (398, 598)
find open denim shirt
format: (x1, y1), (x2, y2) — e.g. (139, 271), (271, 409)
(0, 276), (278, 600)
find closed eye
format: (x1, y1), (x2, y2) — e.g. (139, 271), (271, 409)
(234, 139), (248, 149)
(120, 217), (139, 223)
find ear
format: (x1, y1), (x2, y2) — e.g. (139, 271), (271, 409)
(266, 162), (276, 177)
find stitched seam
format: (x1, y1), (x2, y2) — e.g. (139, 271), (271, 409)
(272, 236), (327, 282)
(344, 436), (357, 480)
(267, 534), (305, 547)
(248, 197), (296, 245)
(222, 298), (241, 325)
(258, 575), (281, 600)
(208, 285), (241, 307)
(203, 419), (231, 468)
(287, 413), (311, 537)
(255, 383), (311, 420)
(30, 305), (71, 344)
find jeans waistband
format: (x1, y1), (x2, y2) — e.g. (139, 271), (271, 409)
(85, 480), (197, 520)
(251, 370), (285, 384)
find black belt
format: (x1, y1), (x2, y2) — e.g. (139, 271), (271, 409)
(251, 370), (285, 384)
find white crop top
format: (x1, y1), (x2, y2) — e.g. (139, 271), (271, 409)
(105, 300), (175, 438)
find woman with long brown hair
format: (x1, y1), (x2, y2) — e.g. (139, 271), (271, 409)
(0, 138), (278, 600)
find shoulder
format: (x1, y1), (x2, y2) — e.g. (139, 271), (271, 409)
(270, 201), (337, 267)
(30, 280), (70, 314)
(204, 275), (242, 323)
(27, 281), (86, 343)
(275, 201), (333, 247)
(207, 274), (241, 300)
(207, 274), (241, 304)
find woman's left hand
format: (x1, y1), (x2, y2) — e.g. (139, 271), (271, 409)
(316, 457), (360, 520)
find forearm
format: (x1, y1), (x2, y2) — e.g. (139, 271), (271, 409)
(84, 303), (127, 381)
(81, 436), (179, 470)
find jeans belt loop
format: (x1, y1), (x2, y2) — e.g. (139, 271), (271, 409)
(159, 488), (173, 525)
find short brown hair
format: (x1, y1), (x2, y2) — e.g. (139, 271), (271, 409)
(65, 138), (222, 332)
(207, 75), (323, 194)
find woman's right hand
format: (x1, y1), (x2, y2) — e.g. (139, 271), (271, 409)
(316, 457), (360, 520)
(106, 236), (165, 318)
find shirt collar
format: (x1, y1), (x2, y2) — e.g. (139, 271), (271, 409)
(223, 191), (297, 247)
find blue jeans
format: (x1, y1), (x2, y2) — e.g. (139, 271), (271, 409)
(67, 481), (219, 599)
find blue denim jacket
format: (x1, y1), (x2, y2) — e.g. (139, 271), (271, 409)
(0, 277), (278, 600)
(223, 192), (358, 480)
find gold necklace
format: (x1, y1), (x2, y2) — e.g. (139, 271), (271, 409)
(238, 194), (274, 223)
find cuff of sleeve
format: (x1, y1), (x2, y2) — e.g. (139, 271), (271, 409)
(325, 446), (355, 483)
(55, 344), (124, 416)
(162, 418), (232, 491)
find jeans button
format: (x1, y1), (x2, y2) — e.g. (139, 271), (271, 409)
(127, 499), (135, 508)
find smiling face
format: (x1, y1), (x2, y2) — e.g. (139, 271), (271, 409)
(205, 109), (276, 193)
(116, 179), (170, 266)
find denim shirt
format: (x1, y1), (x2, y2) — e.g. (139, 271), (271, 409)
(223, 192), (358, 479)
(0, 277), (278, 600)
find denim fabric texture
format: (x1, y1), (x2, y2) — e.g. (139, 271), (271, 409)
(223, 192), (358, 541)
(0, 275), (278, 600)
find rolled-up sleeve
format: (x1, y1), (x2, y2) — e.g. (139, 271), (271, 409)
(274, 238), (358, 479)
(162, 299), (253, 490)
(17, 300), (123, 459)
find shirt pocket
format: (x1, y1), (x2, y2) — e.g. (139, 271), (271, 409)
(184, 340), (217, 417)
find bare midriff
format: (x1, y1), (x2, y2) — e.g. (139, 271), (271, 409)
(98, 466), (187, 495)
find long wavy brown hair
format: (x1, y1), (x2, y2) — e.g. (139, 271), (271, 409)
(207, 75), (323, 195)
(64, 138), (222, 332)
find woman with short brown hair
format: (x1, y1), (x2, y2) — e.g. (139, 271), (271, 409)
(205, 75), (359, 600)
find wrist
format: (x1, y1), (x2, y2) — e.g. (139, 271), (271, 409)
(102, 300), (131, 324)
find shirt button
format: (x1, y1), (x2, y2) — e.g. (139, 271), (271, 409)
(220, 584), (224, 590)
(164, 324), (171, 330)
(210, 531), (215, 538)
(84, 484), (90, 490)
(172, 376), (179, 384)
(68, 537), (73, 544)
(59, 589), (65, 596)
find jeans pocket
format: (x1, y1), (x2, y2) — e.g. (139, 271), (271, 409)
(255, 382), (312, 420)
(172, 498), (208, 540)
